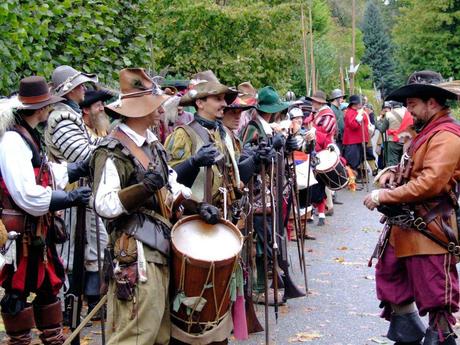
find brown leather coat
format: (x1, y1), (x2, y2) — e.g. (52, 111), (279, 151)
(379, 111), (460, 257)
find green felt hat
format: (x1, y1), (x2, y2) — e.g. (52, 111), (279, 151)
(256, 86), (290, 114)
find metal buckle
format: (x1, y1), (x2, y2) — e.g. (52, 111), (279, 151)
(447, 242), (460, 256)
(413, 217), (427, 231)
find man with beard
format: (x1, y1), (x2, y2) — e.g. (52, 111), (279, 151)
(80, 89), (113, 140)
(0, 76), (91, 344)
(78, 89), (114, 319)
(364, 71), (460, 345)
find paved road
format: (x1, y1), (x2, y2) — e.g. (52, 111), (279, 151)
(230, 187), (390, 345)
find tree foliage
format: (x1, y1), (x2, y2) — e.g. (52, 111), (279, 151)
(361, 0), (399, 96)
(392, 0), (460, 79)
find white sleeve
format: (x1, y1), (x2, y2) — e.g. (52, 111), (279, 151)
(94, 158), (126, 219)
(0, 132), (52, 216)
(168, 167), (191, 200)
(48, 161), (69, 190)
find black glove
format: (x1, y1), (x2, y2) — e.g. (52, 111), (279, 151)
(271, 133), (285, 151)
(142, 170), (166, 193)
(67, 157), (90, 183)
(191, 143), (218, 167)
(197, 202), (220, 224)
(49, 187), (92, 211)
(285, 136), (300, 152)
(254, 144), (275, 164)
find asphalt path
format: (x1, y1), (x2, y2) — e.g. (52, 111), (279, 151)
(230, 187), (390, 345)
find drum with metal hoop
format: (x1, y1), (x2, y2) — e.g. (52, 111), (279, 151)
(313, 149), (349, 190)
(170, 215), (243, 340)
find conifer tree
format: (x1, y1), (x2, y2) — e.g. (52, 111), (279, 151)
(361, 0), (398, 97)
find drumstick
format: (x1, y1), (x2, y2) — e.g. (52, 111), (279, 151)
(204, 165), (213, 203)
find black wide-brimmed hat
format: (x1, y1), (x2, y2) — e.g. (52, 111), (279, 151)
(80, 89), (114, 108)
(386, 70), (460, 103)
(17, 76), (64, 110)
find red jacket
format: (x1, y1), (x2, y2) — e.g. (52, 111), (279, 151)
(343, 107), (369, 145)
(313, 106), (337, 142)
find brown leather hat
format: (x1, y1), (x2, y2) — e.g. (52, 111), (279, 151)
(105, 68), (169, 118)
(179, 70), (237, 107)
(17, 76), (64, 110)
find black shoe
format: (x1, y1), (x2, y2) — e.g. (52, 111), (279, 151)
(333, 200), (343, 205)
(305, 234), (316, 240)
(317, 218), (325, 226)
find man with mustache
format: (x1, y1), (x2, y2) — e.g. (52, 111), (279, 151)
(364, 71), (460, 345)
(80, 89), (113, 140)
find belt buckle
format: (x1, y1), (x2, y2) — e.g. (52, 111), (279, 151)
(413, 217), (426, 230)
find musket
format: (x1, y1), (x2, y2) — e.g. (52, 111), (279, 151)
(269, 156), (279, 322)
(276, 148), (306, 300)
(67, 178), (87, 345)
(94, 214), (106, 345)
(260, 162), (270, 345)
(244, 178), (264, 334)
(286, 150), (308, 290)
(302, 140), (316, 293)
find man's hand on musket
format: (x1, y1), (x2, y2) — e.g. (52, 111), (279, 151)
(374, 167), (398, 188)
(363, 189), (381, 210)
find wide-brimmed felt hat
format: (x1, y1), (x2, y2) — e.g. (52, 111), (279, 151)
(328, 88), (347, 101)
(256, 86), (290, 114)
(17, 76), (64, 110)
(237, 81), (257, 105)
(386, 70), (460, 103)
(52, 65), (98, 97)
(105, 68), (169, 118)
(80, 89), (114, 108)
(306, 90), (327, 104)
(224, 96), (255, 111)
(179, 70), (237, 107)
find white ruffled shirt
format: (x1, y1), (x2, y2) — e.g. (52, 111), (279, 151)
(0, 131), (69, 217)
(94, 123), (190, 219)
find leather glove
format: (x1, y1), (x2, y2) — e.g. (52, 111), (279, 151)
(191, 143), (219, 167)
(197, 203), (220, 224)
(271, 133), (285, 151)
(254, 144), (275, 164)
(285, 136), (300, 152)
(67, 157), (90, 184)
(142, 170), (166, 193)
(49, 187), (92, 211)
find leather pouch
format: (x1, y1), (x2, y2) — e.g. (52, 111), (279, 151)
(114, 262), (138, 301)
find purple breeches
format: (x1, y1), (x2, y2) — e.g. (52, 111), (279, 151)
(375, 244), (459, 323)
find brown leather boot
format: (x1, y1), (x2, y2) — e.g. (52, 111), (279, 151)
(33, 300), (66, 345)
(1, 305), (35, 345)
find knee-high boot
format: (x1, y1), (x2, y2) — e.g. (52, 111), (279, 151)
(1, 305), (35, 345)
(33, 300), (66, 345)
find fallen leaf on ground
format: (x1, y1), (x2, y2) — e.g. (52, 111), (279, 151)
(337, 246), (348, 250)
(288, 331), (322, 342)
(365, 275), (375, 280)
(334, 257), (345, 263)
